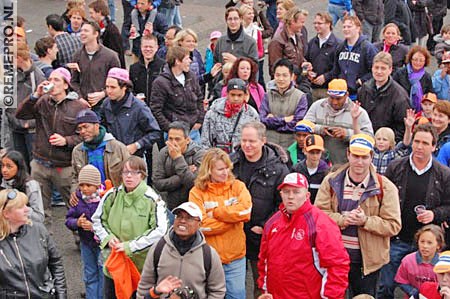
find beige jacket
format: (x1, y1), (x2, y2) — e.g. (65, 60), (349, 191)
(314, 164), (401, 275)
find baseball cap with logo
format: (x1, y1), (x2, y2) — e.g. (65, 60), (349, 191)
(294, 120), (315, 133)
(277, 173), (309, 190)
(349, 134), (375, 156)
(172, 202), (203, 221)
(305, 134), (324, 152)
(434, 251), (450, 273)
(227, 78), (248, 93)
(327, 79), (348, 97)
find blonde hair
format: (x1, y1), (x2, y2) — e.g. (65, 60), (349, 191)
(173, 28), (198, 47)
(239, 4), (254, 19)
(194, 148), (235, 190)
(375, 127), (395, 150)
(382, 23), (401, 37)
(0, 190), (30, 240)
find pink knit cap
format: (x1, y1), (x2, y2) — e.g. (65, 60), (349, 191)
(50, 67), (71, 85)
(107, 67), (130, 82)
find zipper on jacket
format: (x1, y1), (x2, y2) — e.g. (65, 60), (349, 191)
(13, 236), (31, 299)
(0, 249), (12, 267)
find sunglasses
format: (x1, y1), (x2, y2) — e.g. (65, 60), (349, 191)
(2, 189), (18, 211)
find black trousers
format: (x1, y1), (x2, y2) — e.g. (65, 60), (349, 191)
(348, 262), (380, 298)
(104, 275), (136, 299)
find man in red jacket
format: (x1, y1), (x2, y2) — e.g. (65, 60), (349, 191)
(257, 172), (350, 299)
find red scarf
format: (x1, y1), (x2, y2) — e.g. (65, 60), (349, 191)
(224, 100), (246, 118)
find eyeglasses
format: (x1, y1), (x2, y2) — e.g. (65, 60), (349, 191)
(169, 286), (196, 298)
(122, 171), (142, 176)
(174, 214), (200, 222)
(2, 190), (17, 211)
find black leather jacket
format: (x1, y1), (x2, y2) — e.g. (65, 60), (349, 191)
(0, 223), (67, 299)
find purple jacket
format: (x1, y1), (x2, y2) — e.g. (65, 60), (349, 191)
(65, 190), (100, 248)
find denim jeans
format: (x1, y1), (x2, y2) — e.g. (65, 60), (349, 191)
(377, 238), (416, 299)
(159, 6), (182, 27)
(80, 242), (103, 299)
(223, 257), (246, 299)
(121, 0), (134, 51)
(266, 3), (278, 33)
(189, 129), (201, 144)
(328, 3), (353, 26)
(108, 0), (116, 23)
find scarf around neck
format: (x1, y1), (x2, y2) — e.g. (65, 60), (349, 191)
(224, 100), (246, 118)
(83, 125), (106, 150)
(407, 63), (425, 111)
(228, 25), (243, 42)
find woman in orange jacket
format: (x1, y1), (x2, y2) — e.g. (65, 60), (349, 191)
(189, 148), (252, 299)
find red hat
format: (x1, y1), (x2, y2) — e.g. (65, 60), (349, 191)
(277, 173), (309, 190)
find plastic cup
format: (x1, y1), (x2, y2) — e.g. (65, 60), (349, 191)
(414, 205), (426, 216)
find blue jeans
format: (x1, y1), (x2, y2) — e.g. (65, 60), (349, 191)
(121, 0), (134, 51)
(189, 129), (201, 144)
(328, 3), (353, 26)
(108, 0), (116, 23)
(266, 3), (278, 33)
(81, 242), (103, 299)
(377, 238), (416, 299)
(159, 6), (182, 27)
(223, 257), (246, 299)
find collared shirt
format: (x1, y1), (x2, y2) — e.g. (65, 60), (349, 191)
(318, 32), (331, 48)
(409, 154), (433, 175)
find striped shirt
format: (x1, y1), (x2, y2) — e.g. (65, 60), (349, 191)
(340, 171), (370, 263)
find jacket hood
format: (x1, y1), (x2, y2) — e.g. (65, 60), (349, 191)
(64, 91), (80, 101)
(232, 142), (289, 165)
(209, 97), (227, 115)
(352, 35), (369, 48)
(103, 132), (115, 142)
(166, 227), (206, 251)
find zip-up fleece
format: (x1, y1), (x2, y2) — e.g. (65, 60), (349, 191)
(92, 181), (169, 274)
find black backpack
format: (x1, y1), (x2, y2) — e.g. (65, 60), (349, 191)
(152, 237), (212, 284)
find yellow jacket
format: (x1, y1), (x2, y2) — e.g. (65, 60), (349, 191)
(189, 179), (252, 264)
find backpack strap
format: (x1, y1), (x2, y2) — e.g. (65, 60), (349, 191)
(202, 243), (212, 279)
(153, 238), (212, 287)
(153, 237), (167, 283)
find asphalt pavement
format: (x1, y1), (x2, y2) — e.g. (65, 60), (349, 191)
(17, 0), (444, 297)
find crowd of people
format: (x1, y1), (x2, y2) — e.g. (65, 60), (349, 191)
(4, 0), (450, 298)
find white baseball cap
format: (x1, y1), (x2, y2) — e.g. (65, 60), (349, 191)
(172, 202), (203, 221)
